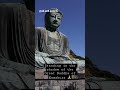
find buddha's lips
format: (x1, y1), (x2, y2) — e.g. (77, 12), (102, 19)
(52, 23), (59, 26)
(53, 22), (58, 24)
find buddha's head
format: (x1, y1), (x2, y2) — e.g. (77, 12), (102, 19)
(45, 8), (63, 31)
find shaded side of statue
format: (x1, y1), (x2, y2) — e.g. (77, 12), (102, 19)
(35, 8), (85, 72)
(0, 1), (35, 89)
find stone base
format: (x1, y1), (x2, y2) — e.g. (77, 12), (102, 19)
(35, 69), (48, 79)
(35, 80), (85, 90)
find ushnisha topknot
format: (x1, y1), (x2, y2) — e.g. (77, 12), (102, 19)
(44, 8), (63, 20)
(46, 8), (63, 17)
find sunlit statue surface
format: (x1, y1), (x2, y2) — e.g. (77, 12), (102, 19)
(35, 8), (85, 71)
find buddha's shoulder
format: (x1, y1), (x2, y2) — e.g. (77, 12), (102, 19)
(59, 32), (68, 39)
(35, 27), (46, 33)
(35, 27), (46, 31)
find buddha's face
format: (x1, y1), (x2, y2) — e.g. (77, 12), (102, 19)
(47, 12), (62, 29)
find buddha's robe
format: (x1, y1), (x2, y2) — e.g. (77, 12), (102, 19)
(35, 27), (85, 71)
(35, 27), (70, 56)
(0, 3), (34, 89)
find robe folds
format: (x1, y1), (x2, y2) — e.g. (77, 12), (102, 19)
(0, 3), (35, 89)
(35, 27), (85, 72)
(0, 3), (34, 66)
(35, 27), (70, 58)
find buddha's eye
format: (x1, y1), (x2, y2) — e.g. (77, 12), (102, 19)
(50, 15), (55, 17)
(57, 17), (61, 20)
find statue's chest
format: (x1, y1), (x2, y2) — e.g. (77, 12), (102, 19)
(47, 36), (61, 50)
(48, 32), (59, 39)
(46, 33), (61, 51)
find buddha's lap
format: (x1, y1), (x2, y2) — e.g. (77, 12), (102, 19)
(35, 54), (85, 71)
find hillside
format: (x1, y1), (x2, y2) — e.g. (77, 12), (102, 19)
(86, 57), (120, 80)
(69, 50), (120, 80)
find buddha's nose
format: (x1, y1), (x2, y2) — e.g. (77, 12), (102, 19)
(55, 15), (58, 20)
(53, 20), (57, 23)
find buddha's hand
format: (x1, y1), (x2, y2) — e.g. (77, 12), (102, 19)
(35, 50), (50, 57)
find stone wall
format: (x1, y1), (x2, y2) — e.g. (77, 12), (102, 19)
(35, 80), (85, 90)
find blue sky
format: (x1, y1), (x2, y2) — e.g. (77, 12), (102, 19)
(35, 0), (85, 57)
(86, 0), (120, 75)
